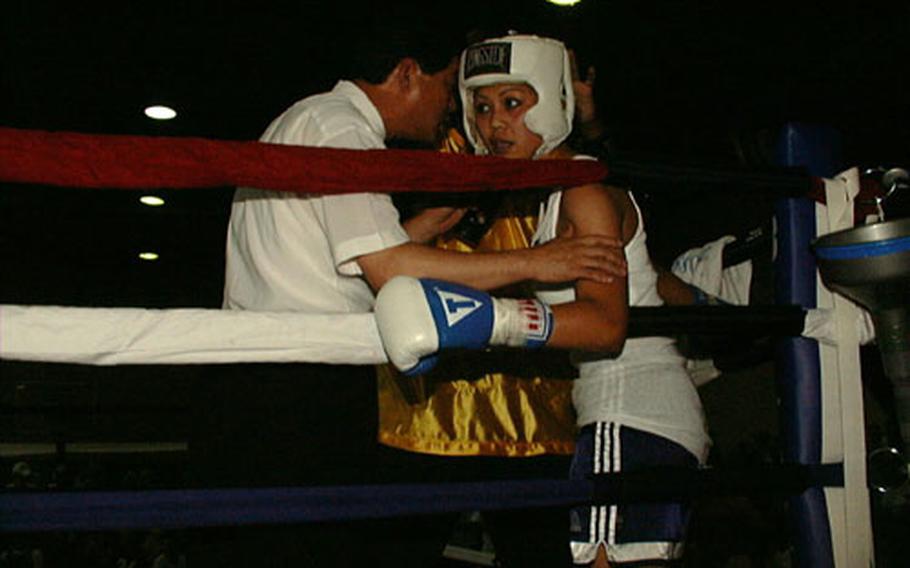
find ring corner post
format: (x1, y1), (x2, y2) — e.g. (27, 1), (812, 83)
(774, 122), (873, 567)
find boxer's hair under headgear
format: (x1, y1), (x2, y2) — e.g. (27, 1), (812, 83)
(459, 33), (575, 158)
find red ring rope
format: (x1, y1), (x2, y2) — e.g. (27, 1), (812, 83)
(0, 127), (607, 193)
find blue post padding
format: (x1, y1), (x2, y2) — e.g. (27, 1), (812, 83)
(774, 122), (843, 568)
(792, 487), (838, 568)
(775, 198), (822, 464)
(775, 122), (844, 178)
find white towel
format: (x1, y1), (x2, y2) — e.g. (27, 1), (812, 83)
(670, 235), (754, 386)
(670, 235), (753, 305)
(803, 308), (876, 346)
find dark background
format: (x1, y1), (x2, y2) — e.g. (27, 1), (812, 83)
(1, 2), (909, 564)
(2, 1), (908, 308)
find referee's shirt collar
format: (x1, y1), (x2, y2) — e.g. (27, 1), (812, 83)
(332, 80), (387, 141)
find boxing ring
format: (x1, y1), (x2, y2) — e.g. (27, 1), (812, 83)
(0, 123), (901, 567)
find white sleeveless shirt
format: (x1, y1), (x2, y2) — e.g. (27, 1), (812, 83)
(532, 181), (710, 462)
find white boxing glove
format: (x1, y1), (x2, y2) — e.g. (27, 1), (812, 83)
(374, 276), (554, 375)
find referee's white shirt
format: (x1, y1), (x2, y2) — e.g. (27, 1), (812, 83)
(224, 81), (410, 314)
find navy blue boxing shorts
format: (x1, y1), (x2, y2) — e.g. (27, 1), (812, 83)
(570, 422), (698, 565)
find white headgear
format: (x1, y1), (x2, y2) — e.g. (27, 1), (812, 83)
(459, 34), (575, 158)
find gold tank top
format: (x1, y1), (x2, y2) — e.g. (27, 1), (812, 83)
(377, 130), (576, 456)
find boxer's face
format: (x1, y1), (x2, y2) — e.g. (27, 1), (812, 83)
(471, 83), (543, 159)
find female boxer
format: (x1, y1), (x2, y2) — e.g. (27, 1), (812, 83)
(458, 34), (711, 568)
(375, 32), (710, 567)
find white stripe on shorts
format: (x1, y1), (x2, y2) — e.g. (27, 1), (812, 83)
(607, 422), (620, 545)
(591, 422), (603, 545)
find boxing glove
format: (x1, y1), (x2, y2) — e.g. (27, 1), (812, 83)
(374, 276), (554, 375)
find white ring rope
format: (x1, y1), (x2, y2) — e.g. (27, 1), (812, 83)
(0, 305), (387, 366)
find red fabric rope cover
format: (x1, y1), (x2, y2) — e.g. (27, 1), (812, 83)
(0, 127), (607, 193)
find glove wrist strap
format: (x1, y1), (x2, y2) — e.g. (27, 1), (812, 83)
(491, 298), (554, 348)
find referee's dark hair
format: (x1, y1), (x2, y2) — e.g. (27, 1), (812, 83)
(343, 10), (467, 84)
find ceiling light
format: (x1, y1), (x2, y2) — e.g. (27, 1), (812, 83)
(144, 105), (177, 120)
(138, 252), (160, 261)
(139, 195), (165, 206)
(547, 0), (581, 5)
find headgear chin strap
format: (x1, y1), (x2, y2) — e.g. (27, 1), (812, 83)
(459, 34), (575, 159)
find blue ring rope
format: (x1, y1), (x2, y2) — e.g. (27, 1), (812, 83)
(1, 479), (590, 532)
(0, 464), (842, 533)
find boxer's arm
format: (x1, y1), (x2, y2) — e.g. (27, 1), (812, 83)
(656, 264), (730, 306)
(656, 265), (698, 306)
(357, 234), (626, 293)
(545, 183), (628, 353)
